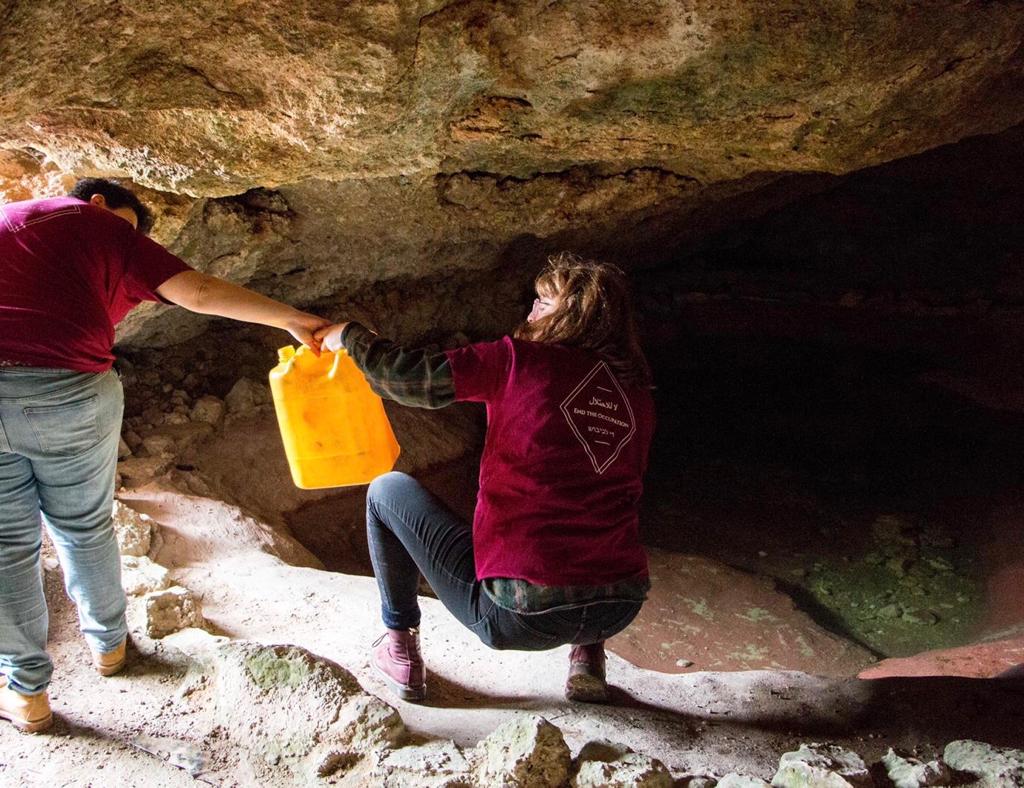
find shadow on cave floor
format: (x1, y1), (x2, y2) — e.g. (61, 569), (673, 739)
(286, 333), (1024, 663)
(285, 459), (478, 579)
(642, 334), (1024, 659)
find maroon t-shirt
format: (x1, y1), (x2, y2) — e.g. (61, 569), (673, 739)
(446, 336), (654, 586)
(0, 196), (191, 372)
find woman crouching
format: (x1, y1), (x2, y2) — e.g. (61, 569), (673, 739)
(316, 252), (655, 704)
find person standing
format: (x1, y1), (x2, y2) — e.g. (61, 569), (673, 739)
(0, 178), (330, 732)
(316, 253), (654, 704)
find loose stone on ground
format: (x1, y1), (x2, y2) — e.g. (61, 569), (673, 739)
(943, 740), (1024, 786)
(881, 748), (953, 788)
(473, 715), (572, 788)
(112, 499), (153, 556)
(130, 586), (205, 639)
(771, 743), (872, 787)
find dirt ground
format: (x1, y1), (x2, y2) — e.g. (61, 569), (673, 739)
(1, 475), (1022, 787)
(5, 350), (1024, 786)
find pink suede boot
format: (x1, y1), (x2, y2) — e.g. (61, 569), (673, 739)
(372, 627), (427, 702)
(565, 641), (609, 703)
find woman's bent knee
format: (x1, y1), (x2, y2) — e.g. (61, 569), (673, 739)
(367, 471), (416, 505)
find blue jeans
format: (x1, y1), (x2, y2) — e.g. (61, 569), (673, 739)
(365, 472), (642, 650)
(0, 367), (127, 695)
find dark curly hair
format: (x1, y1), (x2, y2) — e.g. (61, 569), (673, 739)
(68, 178), (153, 235)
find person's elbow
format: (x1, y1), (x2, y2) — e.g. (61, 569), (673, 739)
(156, 270), (215, 313)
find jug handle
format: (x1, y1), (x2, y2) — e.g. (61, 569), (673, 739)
(278, 345), (299, 373)
(327, 350), (344, 381)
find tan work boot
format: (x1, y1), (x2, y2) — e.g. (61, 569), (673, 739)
(565, 642), (609, 703)
(0, 677), (53, 733)
(92, 639), (127, 676)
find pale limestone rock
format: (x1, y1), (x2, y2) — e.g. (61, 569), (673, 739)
(573, 752), (673, 787)
(117, 437), (132, 460)
(881, 748), (953, 788)
(117, 456), (172, 487)
(772, 744), (871, 788)
(120, 555), (171, 596)
(719, 776), (772, 788)
(572, 739), (673, 788)
(190, 395), (226, 426)
(111, 500), (153, 557)
(335, 695), (406, 751)
(5, 1), (1021, 200)
(943, 740), (1024, 786)
(370, 740), (473, 787)
(187, 642), (403, 781)
(138, 586), (204, 638)
(225, 378), (272, 414)
(473, 714), (571, 788)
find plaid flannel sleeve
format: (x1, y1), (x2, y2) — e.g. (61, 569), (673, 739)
(339, 322), (456, 409)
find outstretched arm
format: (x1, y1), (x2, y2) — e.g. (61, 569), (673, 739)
(315, 322), (455, 409)
(157, 270), (330, 352)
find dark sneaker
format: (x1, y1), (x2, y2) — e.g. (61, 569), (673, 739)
(0, 677), (53, 733)
(372, 628), (427, 702)
(565, 641), (609, 703)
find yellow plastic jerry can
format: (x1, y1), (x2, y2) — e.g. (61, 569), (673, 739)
(269, 345), (400, 489)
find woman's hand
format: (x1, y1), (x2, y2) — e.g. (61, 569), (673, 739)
(285, 311), (333, 355)
(314, 322), (351, 353)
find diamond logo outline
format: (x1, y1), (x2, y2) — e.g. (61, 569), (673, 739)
(559, 361), (636, 475)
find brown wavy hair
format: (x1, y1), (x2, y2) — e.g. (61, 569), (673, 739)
(514, 252), (652, 387)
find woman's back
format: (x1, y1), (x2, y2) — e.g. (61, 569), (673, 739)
(447, 336), (654, 586)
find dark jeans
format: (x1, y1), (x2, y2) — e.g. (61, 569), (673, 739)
(365, 472), (642, 651)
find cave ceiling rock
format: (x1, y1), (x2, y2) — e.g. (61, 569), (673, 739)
(1, 1), (1022, 346)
